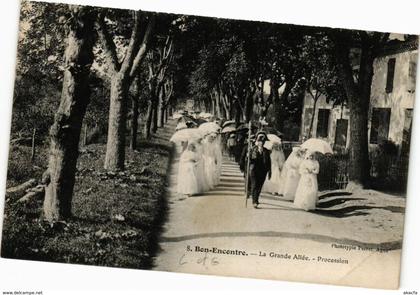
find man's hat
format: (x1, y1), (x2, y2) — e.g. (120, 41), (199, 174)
(255, 131), (267, 141)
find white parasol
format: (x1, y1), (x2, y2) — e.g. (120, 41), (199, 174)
(198, 121), (221, 135)
(222, 120), (236, 127)
(173, 113), (183, 119)
(199, 112), (213, 119)
(221, 125), (236, 133)
(175, 122), (188, 131)
(267, 134), (282, 143)
(170, 128), (203, 143)
(301, 138), (333, 154)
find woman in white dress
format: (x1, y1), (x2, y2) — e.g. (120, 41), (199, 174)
(174, 140), (187, 155)
(194, 138), (209, 193)
(281, 147), (306, 201)
(203, 134), (217, 189)
(262, 143), (286, 194)
(214, 134), (223, 186)
(176, 143), (200, 197)
(294, 152), (320, 211)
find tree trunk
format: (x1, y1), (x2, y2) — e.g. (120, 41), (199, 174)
(130, 97), (139, 150)
(160, 106), (165, 128)
(43, 7), (95, 222)
(211, 95), (216, 116)
(221, 95), (230, 120)
(82, 124), (88, 146)
(104, 73), (129, 170)
(234, 99), (242, 127)
(101, 12), (155, 171)
(308, 96), (319, 138)
(144, 99), (153, 139)
(157, 94), (163, 128)
(159, 84), (166, 128)
(151, 94), (158, 133)
(31, 128), (36, 162)
(244, 94), (253, 122)
(334, 37), (372, 188)
(274, 82), (292, 132)
(215, 90), (221, 118)
(271, 79), (281, 130)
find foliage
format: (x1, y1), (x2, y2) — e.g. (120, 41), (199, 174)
(300, 34), (346, 106)
(12, 1), (68, 138)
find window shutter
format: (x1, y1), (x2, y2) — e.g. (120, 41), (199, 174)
(408, 58), (417, 93)
(386, 58), (396, 93)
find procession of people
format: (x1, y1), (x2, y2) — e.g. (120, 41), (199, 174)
(170, 111), (331, 211)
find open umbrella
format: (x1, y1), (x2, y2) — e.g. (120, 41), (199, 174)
(199, 112), (213, 119)
(170, 128), (202, 143)
(178, 115), (198, 126)
(198, 121), (221, 134)
(263, 141), (274, 150)
(222, 120), (236, 127)
(267, 134), (282, 143)
(195, 118), (208, 125)
(173, 113), (183, 119)
(175, 122), (188, 131)
(221, 125), (236, 133)
(301, 138), (333, 154)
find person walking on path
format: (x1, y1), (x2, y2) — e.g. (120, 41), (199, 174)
(248, 132), (271, 208)
(282, 147), (306, 201)
(214, 133), (223, 186)
(203, 133), (218, 189)
(227, 134), (237, 160)
(294, 152), (320, 211)
(262, 142), (285, 195)
(176, 142), (200, 197)
(194, 138), (209, 193)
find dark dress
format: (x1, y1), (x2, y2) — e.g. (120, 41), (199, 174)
(248, 146), (271, 205)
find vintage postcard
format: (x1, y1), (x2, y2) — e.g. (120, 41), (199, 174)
(1, 0), (418, 289)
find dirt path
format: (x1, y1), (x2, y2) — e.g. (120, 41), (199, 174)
(152, 121), (406, 288)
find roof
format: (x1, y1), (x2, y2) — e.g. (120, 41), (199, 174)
(376, 38), (418, 57)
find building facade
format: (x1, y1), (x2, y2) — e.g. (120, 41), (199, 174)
(300, 38), (418, 155)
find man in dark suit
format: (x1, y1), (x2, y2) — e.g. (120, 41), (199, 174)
(248, 132), (271, 208)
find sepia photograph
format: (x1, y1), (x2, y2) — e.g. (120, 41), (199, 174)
(0, 0), (418, 291)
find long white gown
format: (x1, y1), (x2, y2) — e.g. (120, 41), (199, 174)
(294, 158), (320, 211)
(203, 137), (217, 189)
(195, 142), (209, 193)
(262, 148), (286, 194)
(176, 149), (199, 195)
(282, 151), (303, 200)
(214, 136), (223, 186)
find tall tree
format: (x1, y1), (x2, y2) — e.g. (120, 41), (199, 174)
(143, 36), (174, 138)
(12, 2), (67, 141)
(330, 30), (389, 188)
(129, 75), (141, 150)
(43, 5), (96, 221)
(98, 10), (155, 171)
(300, 34), (346, 138)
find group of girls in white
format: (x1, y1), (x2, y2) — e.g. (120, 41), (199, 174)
(262, 144), (320, 211)
(176, 132), (222, 197)
(175, 125), (321, 211)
